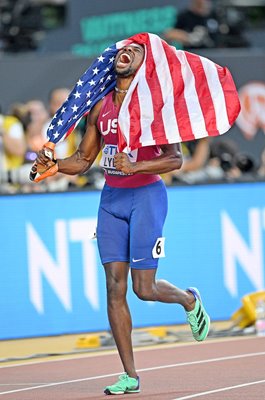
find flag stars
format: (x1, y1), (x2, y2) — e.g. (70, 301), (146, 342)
(73, 91), (81, 99)
(71, 104), (79, 112)
(46, 47), (122, 144)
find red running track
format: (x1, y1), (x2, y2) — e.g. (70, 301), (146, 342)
(0, 336), (265, 399)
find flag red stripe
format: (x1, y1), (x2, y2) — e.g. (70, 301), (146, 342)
(162, 42), (195, 141)
(185, 52), (219, 137)
(216, 65), (241, 126)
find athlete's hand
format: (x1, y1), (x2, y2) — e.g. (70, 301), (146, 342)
(29, 142), (58, 182)
(114, 152), (136, 175)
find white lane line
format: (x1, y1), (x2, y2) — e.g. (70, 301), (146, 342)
(0, 372), (119, 396)
(0, 384), (49, 386)
(0, 351), (265, 396)
(172, 379), (265, 399)
(0, 335), (260, 369)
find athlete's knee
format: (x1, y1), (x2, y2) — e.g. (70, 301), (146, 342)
(106, 279), (127, 304)
(133, 283), (157, 301)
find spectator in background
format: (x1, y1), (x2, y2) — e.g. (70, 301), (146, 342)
(0, 104), (27, 192)
(1, 104), (27, 169)
(44, 88), (79, 159)
(207, 139), (241, 181)
(164, 0), (220, 50)
(163, 137), (210, 184)
(42, 88), (82, 191)
(45, 87), (104, 190)
(0, 101), (49, 193)
(17, 100), (49, 192)
(163, 0), (249, 50)
(163, 137), (258, 185)
(26, 100), (49, 140)
(205, 139), (257, 182)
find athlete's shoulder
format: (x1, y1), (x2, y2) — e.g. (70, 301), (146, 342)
(87, 98), (104, 125)
(89, 91), (114, 123)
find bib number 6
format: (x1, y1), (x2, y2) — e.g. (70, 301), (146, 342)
(152, 237), (166, 258)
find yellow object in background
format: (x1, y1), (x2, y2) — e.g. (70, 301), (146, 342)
(231, 291), (265, 328)
(76, 334), (101, 349)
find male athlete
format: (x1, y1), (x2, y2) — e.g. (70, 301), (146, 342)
(34, 43), (210, 395)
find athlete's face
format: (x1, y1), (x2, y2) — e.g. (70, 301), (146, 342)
(114, 44), (144, 77)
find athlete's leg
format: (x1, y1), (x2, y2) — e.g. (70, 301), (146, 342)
(131, 268), (195, 311)
(104, 261), (137, 378)
(131, 268), (210, 342)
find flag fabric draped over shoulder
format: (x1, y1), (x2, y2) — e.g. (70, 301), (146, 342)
(46, 32), (241, 152)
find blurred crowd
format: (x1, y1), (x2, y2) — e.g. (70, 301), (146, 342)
(0, 88), (104, 194)
(0, 87), (264, 195)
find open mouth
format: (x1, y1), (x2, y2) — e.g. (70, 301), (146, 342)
(116, 52), (132, 68)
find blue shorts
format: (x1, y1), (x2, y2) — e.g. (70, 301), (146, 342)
(97, 180), (168, 269)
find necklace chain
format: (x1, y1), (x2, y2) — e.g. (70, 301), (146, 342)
(115, 86), (128, 94)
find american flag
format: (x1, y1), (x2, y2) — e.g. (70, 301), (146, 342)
(47, 32), (241, 152)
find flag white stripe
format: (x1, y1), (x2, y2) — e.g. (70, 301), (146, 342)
(149, 34), (182, 143)
(201, 57), (230, 133)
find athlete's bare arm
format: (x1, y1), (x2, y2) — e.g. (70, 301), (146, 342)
(36, 101), (103, 176)
(114, 143), (183, 175)
(57, 101), (103, 175)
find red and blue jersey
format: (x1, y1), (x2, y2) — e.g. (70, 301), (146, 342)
(97, 92), (161, 188)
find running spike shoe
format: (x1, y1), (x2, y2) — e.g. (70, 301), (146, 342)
(186, 287), (210, 341)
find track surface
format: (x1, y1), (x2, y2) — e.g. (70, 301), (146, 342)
(1, 336), (265, 399)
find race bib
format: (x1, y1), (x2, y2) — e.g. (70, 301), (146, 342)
(152, 237), (166, 258)
(100, 145), (138, 176)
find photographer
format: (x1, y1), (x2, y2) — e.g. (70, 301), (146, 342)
(164, 0), (221, 49)
(163, 0), (249, 50)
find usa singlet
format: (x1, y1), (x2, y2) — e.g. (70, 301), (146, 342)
(97, 91), (161, 188)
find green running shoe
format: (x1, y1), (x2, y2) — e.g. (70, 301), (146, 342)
(186, 287), (210, 342)
(104, 373), (140, 395)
